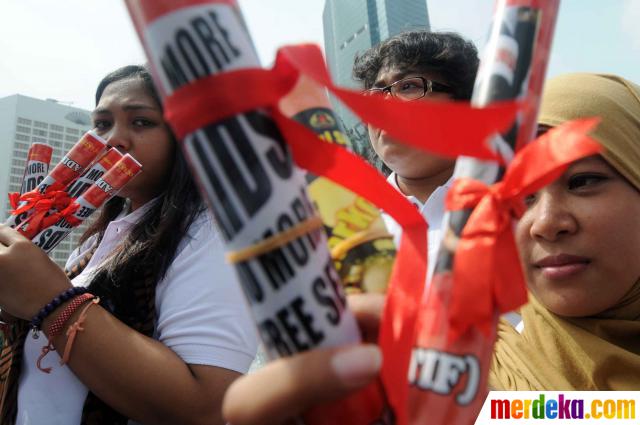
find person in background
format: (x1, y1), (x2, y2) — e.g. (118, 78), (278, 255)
(0, 65), (257, 425)
(221, 73), (640, 424)
(353, 30), (479, 276)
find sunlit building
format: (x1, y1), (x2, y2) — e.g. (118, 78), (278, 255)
(0, 94), (92, 267)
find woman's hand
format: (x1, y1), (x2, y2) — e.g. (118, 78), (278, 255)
(0, 224), (72, 319)
(223, 293), (385, 425)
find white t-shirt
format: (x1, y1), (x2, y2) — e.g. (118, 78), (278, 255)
(381, 172), (452, 282)
(381, 173), (523, 325)
(17, 202), (258, 425)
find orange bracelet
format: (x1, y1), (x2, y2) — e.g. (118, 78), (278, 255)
(61, 297), (100, 366)
(37, 293), (96, 373)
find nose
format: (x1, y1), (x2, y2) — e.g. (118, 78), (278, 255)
(104, 124), (131, 153)
(527, 191), (578, 242)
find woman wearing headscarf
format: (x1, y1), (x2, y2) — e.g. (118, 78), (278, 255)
(215, 73), (640, 424)
(489, 72), (640, 390)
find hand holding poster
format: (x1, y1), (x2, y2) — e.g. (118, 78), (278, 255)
(125, 1), (392, 423)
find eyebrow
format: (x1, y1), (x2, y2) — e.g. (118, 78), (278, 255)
(92, 104), (159, 115)
(372, 71), (413, 88)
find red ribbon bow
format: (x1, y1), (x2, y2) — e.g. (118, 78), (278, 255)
(9, 188), (76, 238)
(445, 117), (603, 339)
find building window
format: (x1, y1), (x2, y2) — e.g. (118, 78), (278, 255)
(65, 135), (77, 142)
(15, 134), (30, 142)
(33, 129), (47, 137)
(51, 140), (62, 148)
(12, 158), (26, 167)
(65, 127), (79, 135)
(17, 117), (32, 125)
(16, 125), (31, 134)
(50, 124), (63, 132)
(14, 142), (29, 150)
(32, 136), (47, 143)
(10, 176), (22, 184)
(49, 132), (63, 140)
(34, 121), (48, 129)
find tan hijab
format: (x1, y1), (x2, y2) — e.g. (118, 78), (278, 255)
(490, 73), (640, 390)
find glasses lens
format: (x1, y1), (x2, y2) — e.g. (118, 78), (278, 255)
(391, 77), (425, 100)
(431, 81), (452, 94)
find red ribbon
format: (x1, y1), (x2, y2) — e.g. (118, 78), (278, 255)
(40, 203), (82, 230)
(9, 189), (77, 238)
(166, 45), (520, 162)
(445, 118), (603, 340)
(163, 44), (520, 425)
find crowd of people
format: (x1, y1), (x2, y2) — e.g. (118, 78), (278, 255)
(0, 27), (638, 425)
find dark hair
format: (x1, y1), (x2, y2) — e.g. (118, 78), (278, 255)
(82, 65), (205, 320)
(353, 31), (479, 100)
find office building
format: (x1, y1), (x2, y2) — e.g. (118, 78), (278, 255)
(0, 94), (92, 267)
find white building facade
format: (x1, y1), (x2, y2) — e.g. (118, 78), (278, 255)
(0, 94), (92, 267)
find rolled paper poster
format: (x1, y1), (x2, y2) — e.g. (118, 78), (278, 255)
(6, 131), (108, 230)
(126, 1), (393, 423)
(20, 143), (53, 195)
(408, 1), (560, 424)
(31, 154), (142, 253)
(65, 148), (124, 199)
(8, 143), (54, 229)
(280, 74), (396, 295)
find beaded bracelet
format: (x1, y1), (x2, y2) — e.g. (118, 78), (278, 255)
(36, 292), (96, 373)
(30, 286), (88, 338)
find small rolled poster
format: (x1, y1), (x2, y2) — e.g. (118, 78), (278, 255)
(6, 131), (108, 232)
(65, 148), (124, 199)
(31, 154), (142, 253)
(20, 143), (53, 195)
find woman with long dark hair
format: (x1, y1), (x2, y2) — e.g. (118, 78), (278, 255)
(0, 65), (257, 425)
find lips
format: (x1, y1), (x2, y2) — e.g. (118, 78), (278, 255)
(533, 254), (591, 280)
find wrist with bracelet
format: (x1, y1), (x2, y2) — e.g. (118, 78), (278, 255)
(30, 286), (88, 338)
(29, 287), (100, 373)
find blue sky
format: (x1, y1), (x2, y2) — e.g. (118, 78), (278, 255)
(0, 0), (638, 111)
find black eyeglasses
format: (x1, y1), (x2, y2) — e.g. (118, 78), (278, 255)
(364, 76), (452, 101)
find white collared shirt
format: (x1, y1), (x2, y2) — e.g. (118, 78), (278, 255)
(381, 172), (453, 283)
(381, 174), (524, 326)
(18, 200), (258, 425)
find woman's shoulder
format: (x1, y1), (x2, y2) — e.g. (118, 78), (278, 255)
(165, 210), (228, 278)
(179, 210), (222, 252)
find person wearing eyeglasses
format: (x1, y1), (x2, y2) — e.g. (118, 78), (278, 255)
(353, 30), (479, 277)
